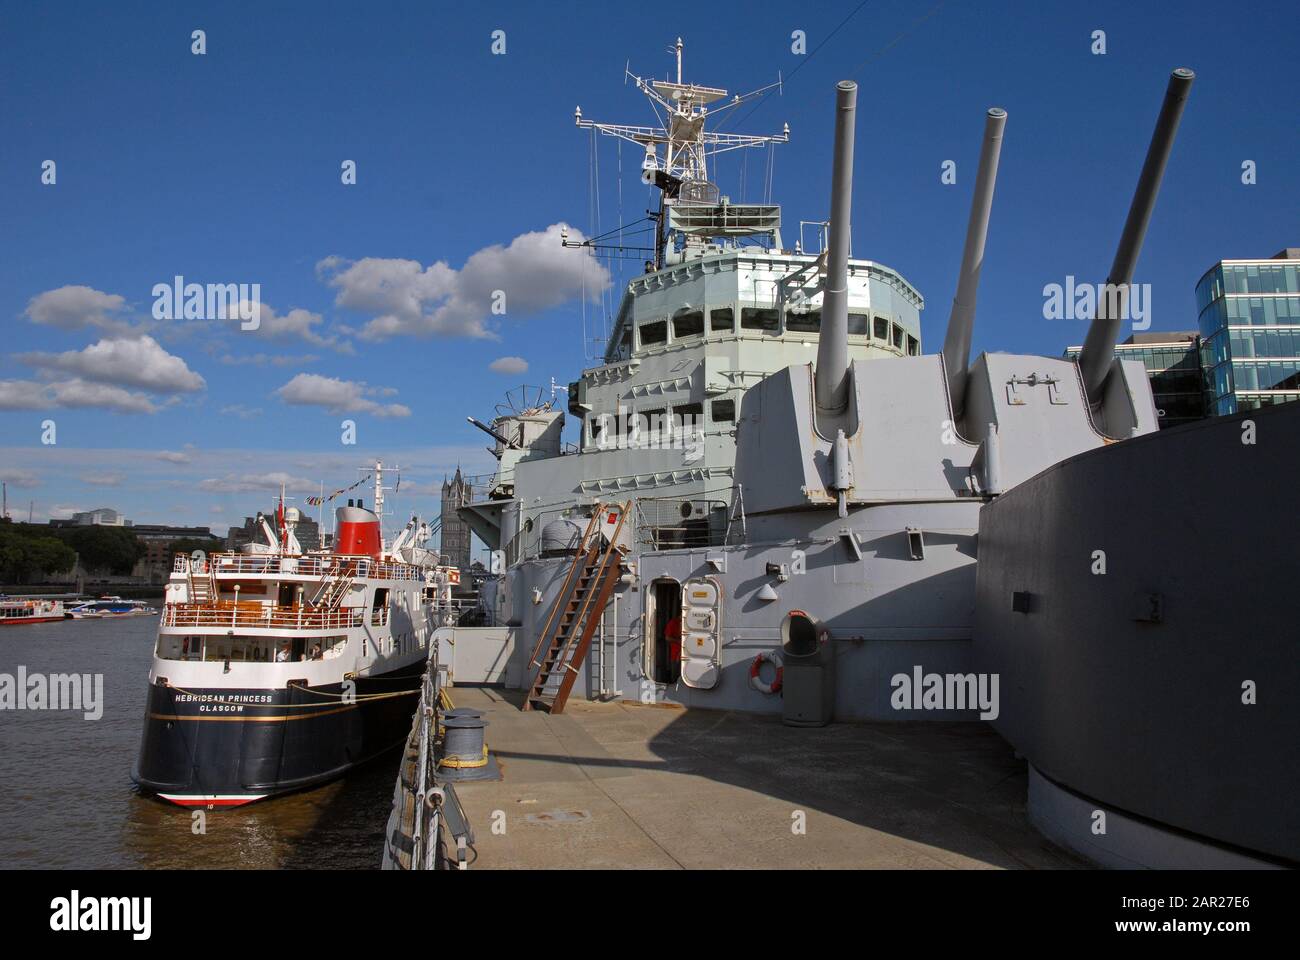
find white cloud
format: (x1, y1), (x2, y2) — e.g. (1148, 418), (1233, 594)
(0, 468), (40, 488)
(80, 472), (124, 486)
(0, 378), (158, 414)
(19, 335), (205, 393)
(24, 285), (131, 332)
(218, 352), (319, 367)
(197, 472), (317, 494)
(318, 223), (609, 341)
(275, 373), (411, 418)
(155, 450), (192, 464)
(220, 301), (354, 354)
(489, 356), (529, 375)
(219, 404), (263, 420)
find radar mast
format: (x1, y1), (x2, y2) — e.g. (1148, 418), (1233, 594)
(568, 38), (790, 270)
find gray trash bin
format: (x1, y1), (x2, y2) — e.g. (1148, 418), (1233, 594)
(780, 610), (834, 727)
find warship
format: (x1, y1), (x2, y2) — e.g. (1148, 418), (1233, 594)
(417, 44), (1294, 868)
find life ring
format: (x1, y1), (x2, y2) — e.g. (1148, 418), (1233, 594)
(749, 651), (783, 695)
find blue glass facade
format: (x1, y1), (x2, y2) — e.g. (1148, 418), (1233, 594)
(1064, 335), (1205, 429)
(1196, 253), (1300, 415)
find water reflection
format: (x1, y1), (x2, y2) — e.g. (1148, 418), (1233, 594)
(0, 616), (397, 869)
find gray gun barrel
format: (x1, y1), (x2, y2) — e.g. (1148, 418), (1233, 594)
(467, 416), (515, 448)
(814, 80), (858, 416)
(1077, 68), (1194, 404)
(942, 107), (1007, 419)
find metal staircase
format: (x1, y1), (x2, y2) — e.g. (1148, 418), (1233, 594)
(186, 560), (215, 604)
(524, 503), (629, 714)
(310, 561), (354, 609)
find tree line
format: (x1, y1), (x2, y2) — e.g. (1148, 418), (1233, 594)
(0, 522), (147, 584)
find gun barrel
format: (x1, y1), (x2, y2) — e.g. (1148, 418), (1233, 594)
(467, 416), (514, 448)
(1078, 68), (1194, 403)
(814, 80), (858, 416)
(942, 107), (1007, 419)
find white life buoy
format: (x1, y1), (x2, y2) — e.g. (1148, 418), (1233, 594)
(749, 651), (783, 695)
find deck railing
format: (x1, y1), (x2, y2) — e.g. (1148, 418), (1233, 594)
(162, 602), (363, 630)
(173, 552), (425, 582)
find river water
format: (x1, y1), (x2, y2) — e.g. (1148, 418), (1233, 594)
(0, 616), (400, 869)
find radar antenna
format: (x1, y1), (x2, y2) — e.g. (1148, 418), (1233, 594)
(568, 38), (790, 270)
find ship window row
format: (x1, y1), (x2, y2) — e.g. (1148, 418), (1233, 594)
(588, 398), (737, 442)
(636, 304), (916, 354)
(155, 633), (348, 662)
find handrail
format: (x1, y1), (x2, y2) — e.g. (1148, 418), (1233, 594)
(174, 552), (425, 582)
(526, 505), (604, 669)
(162, 602), (363, 630)
(550, 502), (629, 676)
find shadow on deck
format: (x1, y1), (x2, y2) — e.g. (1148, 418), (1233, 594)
(445, 685), (1085, 870)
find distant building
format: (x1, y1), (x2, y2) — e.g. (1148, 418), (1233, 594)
(1064, 331), (1206, 430)
(131, 525), (221, 582)
(70, 507), (129, 526)
(1196, 248), (1300, 416)
(226, 509), (321, 552)
(440, 469), (473, 574)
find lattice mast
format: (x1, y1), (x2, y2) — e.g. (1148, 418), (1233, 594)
(570, 38), (789, 269)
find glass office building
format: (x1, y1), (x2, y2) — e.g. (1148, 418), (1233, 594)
(1064, 332), (1206, 429)
(1196, 249), (1300, 415)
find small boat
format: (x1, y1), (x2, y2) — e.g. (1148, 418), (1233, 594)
(0, 596), (66, 626)
(66, 596), (158, 619)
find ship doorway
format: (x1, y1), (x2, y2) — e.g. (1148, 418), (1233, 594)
(646, 578), (682, 685)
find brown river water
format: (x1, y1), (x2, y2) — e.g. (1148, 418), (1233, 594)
(0, 616), (399, 869)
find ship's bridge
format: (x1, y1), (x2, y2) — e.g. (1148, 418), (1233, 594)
(569, 248), (923, 453)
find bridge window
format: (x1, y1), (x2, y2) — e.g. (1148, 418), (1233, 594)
(786, 309), (820, 332)
(873, 316), (889, 340)
(673, 402), (703, 431)
(892, 323), (904, 350)
(672, 309), (704, 340)
(907, 335), (920, 356)
(711, 399), (736, 423)
(639, 320), (668, 347)
(710, 307), (734, 332)
(848, 312), (870, 336)
(636, 409), (667, 439)
(741, 307), (779, 333)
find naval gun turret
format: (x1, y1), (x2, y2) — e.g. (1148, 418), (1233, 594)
(736, 68), (1193, 518)
(457, 387), (565, 552)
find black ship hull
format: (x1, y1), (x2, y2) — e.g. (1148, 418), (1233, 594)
(132, 661), (425, 807)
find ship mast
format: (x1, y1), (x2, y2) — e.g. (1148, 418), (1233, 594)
(569, 38), (789, 270)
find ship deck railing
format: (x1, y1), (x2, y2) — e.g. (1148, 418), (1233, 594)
(500, 497), (732, 566)
(173, 552), (426, 582)
(161, 600), (365, 631)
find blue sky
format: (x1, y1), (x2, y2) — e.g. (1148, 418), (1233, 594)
(1, 0), (1295, 536)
